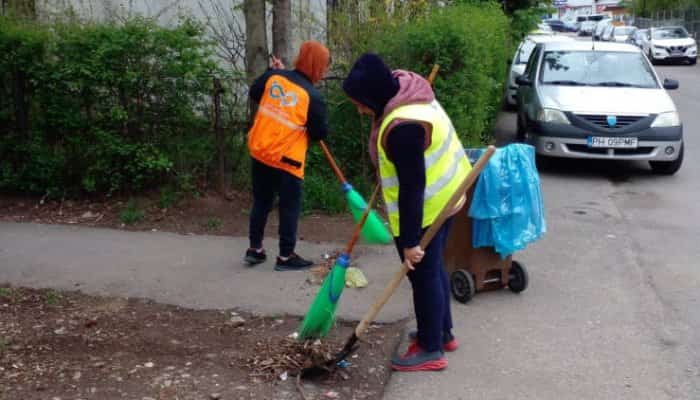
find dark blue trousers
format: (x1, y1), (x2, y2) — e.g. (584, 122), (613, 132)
(395, 219), (454, 353)
(248, 158), (302, 257)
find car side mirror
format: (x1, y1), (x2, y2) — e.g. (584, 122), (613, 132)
(516, 75), (532, 87)
(663, 78), (679, 90)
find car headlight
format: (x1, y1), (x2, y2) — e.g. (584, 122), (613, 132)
(689, 44), (697, 51)
(651, 111), (681, 128)
(654, 45), (667, 50)
(537, 108), (570, 124)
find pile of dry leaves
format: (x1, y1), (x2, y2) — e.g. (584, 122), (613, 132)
(244, 337), (338, 381)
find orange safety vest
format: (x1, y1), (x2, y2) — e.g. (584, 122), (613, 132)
(248, 75), (310, 179)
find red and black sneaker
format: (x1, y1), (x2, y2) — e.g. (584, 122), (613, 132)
(408, 330), (460, 352)
(391, 344), (448, 372)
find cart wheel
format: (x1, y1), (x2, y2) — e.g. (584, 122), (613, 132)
(508, 260), (529, 293)
(451, 269), (475, 303)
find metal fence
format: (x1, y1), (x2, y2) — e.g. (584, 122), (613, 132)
(633, 7), (700, 37)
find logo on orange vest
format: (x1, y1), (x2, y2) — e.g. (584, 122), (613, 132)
(269, 81), (298, 107)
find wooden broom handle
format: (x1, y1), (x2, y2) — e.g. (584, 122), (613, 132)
(354, 146), (495, 338)
(427, 64), (440, 85)
(319, 140), (347, 184)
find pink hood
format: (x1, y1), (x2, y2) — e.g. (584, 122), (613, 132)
(368, 70), (435, 166)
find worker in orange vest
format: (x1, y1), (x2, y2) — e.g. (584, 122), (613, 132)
(244, 41), (330, 271)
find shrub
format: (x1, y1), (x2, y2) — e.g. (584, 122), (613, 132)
(366, 3), (510, 146)
(0, 17), (225, 196)
(511, 7), (544, 42)
(309, 2), (511, 208)
(0, 4), (516, 214)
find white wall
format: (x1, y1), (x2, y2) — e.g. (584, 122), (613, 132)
(37, 0), (328, 58)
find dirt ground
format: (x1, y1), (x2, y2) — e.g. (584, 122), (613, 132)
(0, 191), (357, 245)
(0, 286), (403, 400)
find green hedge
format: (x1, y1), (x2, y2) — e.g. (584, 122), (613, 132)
(313, 2), (511, 204)
(0, 17), (224, 197)
(1, 3), (516, 214)
(370, 3), (510, 146)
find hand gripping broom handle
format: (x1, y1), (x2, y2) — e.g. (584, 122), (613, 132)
(318, 64), (441, 186)
(353, 145), (495, 338)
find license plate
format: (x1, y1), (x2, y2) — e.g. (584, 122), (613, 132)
(587, 136), (638, 148)
(671, 51), (685, 57)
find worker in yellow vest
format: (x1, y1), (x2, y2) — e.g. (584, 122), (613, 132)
(245, 41), (330, 271)
(343, 54), (472, 372)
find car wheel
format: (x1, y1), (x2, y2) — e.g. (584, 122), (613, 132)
(690, 57), (697, 65)
(650, 144), (683, 175)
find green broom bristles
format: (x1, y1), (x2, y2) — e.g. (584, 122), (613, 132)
(298, 253), (351, 340)
(343, 184), (392, 245)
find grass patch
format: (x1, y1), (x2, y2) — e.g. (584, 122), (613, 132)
(119, 199), (145, 225)
(44, 290), (61, 305)
(0, 287), (22, 303)
(205, 217), (223, 231)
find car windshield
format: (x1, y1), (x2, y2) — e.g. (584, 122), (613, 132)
(636, 30), (648, 38)
(517, 40), (537, 64)
(615, 27), (634, 35)
(653, 27), (689, 39)
(540, 51), (658, 88)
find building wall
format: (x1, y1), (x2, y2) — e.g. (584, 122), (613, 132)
(37, 0), (327, 57)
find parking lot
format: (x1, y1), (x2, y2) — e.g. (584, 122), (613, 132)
(388, 40), (700, 399)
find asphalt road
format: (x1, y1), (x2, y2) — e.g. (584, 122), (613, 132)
(386, 60), (700, 399)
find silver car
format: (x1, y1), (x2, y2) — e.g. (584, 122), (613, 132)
(642, 26), (698, 65)
(578, 20), (597, 36)
(612, 26), (636, 43)
(594, 19), (612, 41)
(516, 41), (683, 174)
(506, 34), (574, 107)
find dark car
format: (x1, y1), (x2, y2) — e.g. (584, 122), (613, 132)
(545, 19), (568, 32)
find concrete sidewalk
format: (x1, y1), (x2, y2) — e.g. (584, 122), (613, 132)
(0, 203), (682, 400)
(0, 222), (411, 323)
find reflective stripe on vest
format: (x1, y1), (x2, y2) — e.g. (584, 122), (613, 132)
(377, 100), (472, 236)
(248, 75), (310, 179)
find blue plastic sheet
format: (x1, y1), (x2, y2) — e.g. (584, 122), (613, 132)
(468, 144), (546, 257)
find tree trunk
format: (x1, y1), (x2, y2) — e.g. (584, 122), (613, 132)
(244, 0), (268, 84)
(272, 0), (292, 67)
(326, 0), (337, 46)
(213, 78), (228, 194)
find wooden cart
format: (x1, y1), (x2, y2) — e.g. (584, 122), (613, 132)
(443, 188), (529, 303)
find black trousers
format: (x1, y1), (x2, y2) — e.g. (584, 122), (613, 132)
(248, 158), (302, 257)
(395, 219), (454, 353)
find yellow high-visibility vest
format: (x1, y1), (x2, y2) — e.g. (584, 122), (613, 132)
(377, 100), (471, 236)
